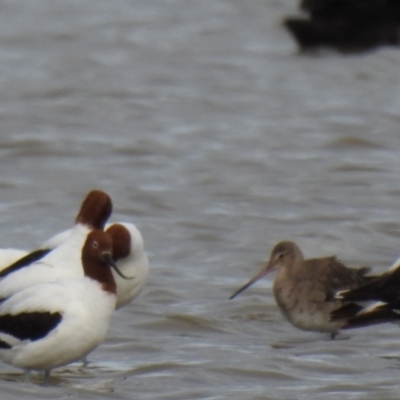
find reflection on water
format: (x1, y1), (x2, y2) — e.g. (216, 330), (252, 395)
(0, 0), (400, 399)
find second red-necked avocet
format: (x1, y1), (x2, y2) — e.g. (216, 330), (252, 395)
(0, 222), (149, 310)
(40, 222), (149, 309)
(0, 191), (149, 310)
(105, 223), (149, 309)
(0, 223), (149, 310)
(0, 229), (128, 385)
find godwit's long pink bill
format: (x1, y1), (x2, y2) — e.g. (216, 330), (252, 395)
(229, 263), (273, 300)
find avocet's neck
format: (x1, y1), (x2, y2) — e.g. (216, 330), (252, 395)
(75, 190), (112, 230)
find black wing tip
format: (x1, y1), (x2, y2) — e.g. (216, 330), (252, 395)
(0, 248), (52, 279)
(330, 303), (364, 321)
(0, 340), (11, 349)
(339, 304), (400, 330)
(0, 312), (62, 343)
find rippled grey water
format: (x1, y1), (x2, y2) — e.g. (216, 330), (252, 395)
(0, 0), (400, 399)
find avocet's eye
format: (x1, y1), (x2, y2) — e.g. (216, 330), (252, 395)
(92, 241), (99, 249)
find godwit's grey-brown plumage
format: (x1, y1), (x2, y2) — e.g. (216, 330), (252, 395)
(231, 241), (371, 338)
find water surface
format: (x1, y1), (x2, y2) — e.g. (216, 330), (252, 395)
(0, 1), (400, 399)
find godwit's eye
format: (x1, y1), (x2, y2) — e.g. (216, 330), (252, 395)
(92, 241), (99, 249)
